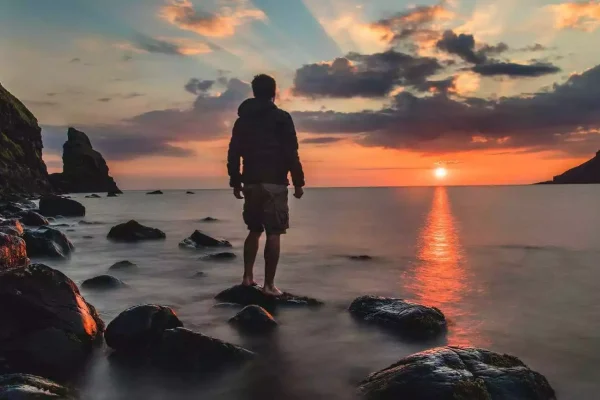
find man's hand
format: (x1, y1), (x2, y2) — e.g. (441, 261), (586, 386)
(293, 186), (304, 199)
(233, 187), (244, 199)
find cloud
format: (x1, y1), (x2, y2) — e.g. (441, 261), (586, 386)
(122, 35), (213, 56)
(292, 50), (443, 98)
(519, 43), (549, 52)
(122, 92), (145, 99)
(549, 0), (600, 31)
(436, 30), (508, 64)
(291, 64), (600, 155)
(159, 0), (266, 38)
(302, 137), (344, 144)
(98, 97), (112, 102)
(69, 58), (81, 63)
(24, 100), (59, 107)
(184, 78), (215, 95)
(472, 62), (561, 77)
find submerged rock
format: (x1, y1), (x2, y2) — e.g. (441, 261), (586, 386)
(0, 264), (104, 380)
(229, 305), (277, 332)
(0, 374), (77, 399)
(105, 305), (183, 354)
(146, 190), (163, 195)
(151, 327), (254, 372)
(18, 210), (49, 226)
(180, 230), (231, 249)
(107, 191), (119, 197)
(81, 275), (126, 290)
(190, 271), (206, 278)
(349, 295), (447, 339)
(215, 284), (323, 310)
(349, 255), (373, 261)
(200, 217), (219, 222)
(186, 191), (195, 194)
(23, 227), (74, 258)
(359, 346), (556, 400)
(0, 218), (24, 236)
(0, 232), (28, 270)
(109, 260), (138, 271)
(85, 194), (101, 199)
(107, 220), (166, 242)
(39, 196), (85, 217)
(200, 252), (236, 261)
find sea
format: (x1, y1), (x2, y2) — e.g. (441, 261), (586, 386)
(34, 186), (600, 399)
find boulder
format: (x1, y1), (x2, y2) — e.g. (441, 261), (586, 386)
(0, 374), (77, 399)
(109, 260), (138, 271)
(215, 285), (323, 310)
(146, 190), (163, 195)
(0, 218), (24, 236)
(23, 227), (74, 258)
(48, 127), (121, 194)
(107, 220), (166, 242)
(105, 305), (183, 354)
(107, 191), (119, 197)
(179, 230), (231, 249)
(0, 232), (28, 270)
(84, 194), (101, 199)
(81, 275), (126, 290)
(0, 264), (104, 380)
(150, 328), (254, 372)
(18, 210), (49, 226)
(201, 252), (236, 261)
(359, 346), (556, 400)
(349, 295), (447, 339)
(229, 305), (277, 332)
(39, 196), (85, 217)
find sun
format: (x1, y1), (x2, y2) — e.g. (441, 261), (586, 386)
(434, 167), (448, 179)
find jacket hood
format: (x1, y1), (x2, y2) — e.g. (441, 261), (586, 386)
(238, 98), (277, 118)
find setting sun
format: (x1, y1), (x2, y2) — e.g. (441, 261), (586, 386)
(435, 167), (448, 179)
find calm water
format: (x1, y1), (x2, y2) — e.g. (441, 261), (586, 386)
(36, 186), (600, 399)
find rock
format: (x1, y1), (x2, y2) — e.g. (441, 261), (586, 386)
(18, 210), (49, 226)
(200, 217), (218, 222)
(0, 83), (53, 197)
(107, 191), (119, 197)
(84, 194), (101, 199)
(105, 305), (183, 354)
(146, 190), (163, 195)
(229, 305), (277, 332)
(107, 220), (166, 242)
(78, 220), (103, 225)
(83, 236), (93, 239)
(190, 271), (206, 278)
(0, 232), (28, 270)
(109, 260), (138, 271)
(0, 218), (24, 236)
(349, 255), (373, 261)
(541, 149), (600, 184)
(81, 275), (126, 290)
(48, 127), (121, 194)
(200, 252), (236, 261)
(150, 328), (254, 372)
(359, 346), (556, 400)
(52, 223), (70, 228)
(215, 285), (323, 310)
(23, 227), (74, 258)
(349, 295), (447, 339)
(0, 374), (77, 399)
(186, 191), (195, 194)
(0, 264), (104, 380)
(39, 196), (85, 217)
(179, 230), (231, 249)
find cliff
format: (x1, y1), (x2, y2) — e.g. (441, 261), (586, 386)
(0, 83), (52, 196)
(549, 151), (600, 184)
(49, 127), (121, 193)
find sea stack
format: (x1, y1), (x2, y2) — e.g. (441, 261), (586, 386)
(49, 127), (121, 193)
(0, 83), (53, 197)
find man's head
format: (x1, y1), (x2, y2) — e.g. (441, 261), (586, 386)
(252, 74), (276, 100)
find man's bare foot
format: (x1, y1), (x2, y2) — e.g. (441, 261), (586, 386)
(242, 276), (257, 286)
(262, 285), (283, 297)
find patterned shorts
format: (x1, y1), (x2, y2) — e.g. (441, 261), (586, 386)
(243, 184), (289, 234)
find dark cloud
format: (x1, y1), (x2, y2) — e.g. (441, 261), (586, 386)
(412, 77), (456, 94)
(25, 100), (59, 107)
(98, 97), (112, 102)
(519, 43), (549, 52)
(302, 137), (344, 144)
(292, 64), (600, 155)
(69, 58), (81, 63)
(122, 53), (134, 62)
(472, 62), (561, 77)
(184, 78), (215, 95)
(122, 92), (145, 99)
(292, 50), (443, 98)
(133, 35), (185, 56)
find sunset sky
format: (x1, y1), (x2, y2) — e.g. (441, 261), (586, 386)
(2, 0), (600, 188)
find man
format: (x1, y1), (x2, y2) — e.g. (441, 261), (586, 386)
(227, 74), (305, 296)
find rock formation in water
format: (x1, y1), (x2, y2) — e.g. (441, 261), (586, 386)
(0, 83), (52, 196)
(49, 127), (121, 193)
(39, 195), (86, 217)
(107, 220), (166, 242)
(0, 374), (77, 399)
(215, 284), (323, 310)
(229, 305), (278, 332)
(23, 227), (74, 258)
(538, 150), (600, 184)
(179, 230), (232, 249)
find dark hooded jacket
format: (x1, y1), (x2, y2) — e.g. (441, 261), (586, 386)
(227, 98), (305, 188)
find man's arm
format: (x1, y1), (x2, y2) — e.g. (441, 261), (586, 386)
(227, 118), (243, 190)
(281, 112), (305, 189)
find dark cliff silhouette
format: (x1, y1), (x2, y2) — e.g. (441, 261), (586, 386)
(538, 150), (600, 184)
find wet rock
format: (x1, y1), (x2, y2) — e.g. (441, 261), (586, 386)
(83, 236), (93, 239)
(85, 194), (101, 199)
(52, 223), (70, 227)
(109, 260), (138, 271)
(200, 217), (219, 222)
(78, 220), (103, 225)
(190, 271), (206, 278)
(0, 264), (104, 380)
(0, 218), (24, 236)
(146, 190), (163, 195)
(186, 191), (195, 194)
(349, 255), (373, 261)
(215, 284), (323, 310)
(201, 252), (236, 261)
(23, 227), (74, 258)
(107, 191), (119, 197)
(105, 304), (183, 354)
(229, 305), (277, 332)
(81, 275), (126, 290)
(359, 346), (556, 400)
(0, 232), (28, 270)
(180, 230), (231, 249)
(39, 196), (85, 217)
(151, 327), (254, 372)
(349, 295), (447, 339)
(18, 210), (49, 226)
(107, 220), (166, 242)
(0, 374), (77, 399)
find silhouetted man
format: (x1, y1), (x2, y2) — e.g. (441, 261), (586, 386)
(227, 74), (305, 296)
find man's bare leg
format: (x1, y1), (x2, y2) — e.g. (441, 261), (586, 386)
(263, 234), (282, 296)
(243, 231), (262, 286)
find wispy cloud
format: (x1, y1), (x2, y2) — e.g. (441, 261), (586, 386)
(549, 0), (600, 31)
(118, 35), (213, 56)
